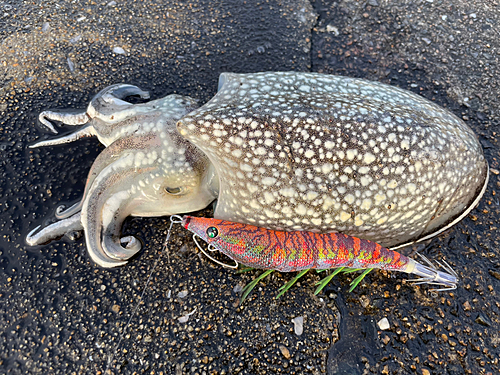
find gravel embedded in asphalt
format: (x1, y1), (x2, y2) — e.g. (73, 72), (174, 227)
(1, 0), (499, 374)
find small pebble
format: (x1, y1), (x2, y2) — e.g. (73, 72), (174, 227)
(292, 316), (303, 336)
(177, 290), (188, 298)
(279, 345), (290, 359)
(178, 307), (197, 323)
(377, 317), (390, 330)
(111, 304), (120, 313)
(360, 295), (370, 308)
(67, 58), (75, 72)
(70, 35), (82, 44)
(489, 270), (500, 280)
(233, 284), (243, 293)
(113, 47), (125, 54)
(326, 25), (339, 36)
(475, 313), (491, 327)
(42, 22), (50, 32)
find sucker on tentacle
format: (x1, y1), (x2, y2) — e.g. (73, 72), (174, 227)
(180, 216), (458, 294)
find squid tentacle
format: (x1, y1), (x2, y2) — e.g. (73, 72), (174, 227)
(26, 212), (83, 246)
(30, 84), (150, 148)
(81, 152), (143, 267)
(87, 84), (150, 119)
(30, 124), (96, 149)
(55, 201), (83, 220)
(38, 111), (90, 134)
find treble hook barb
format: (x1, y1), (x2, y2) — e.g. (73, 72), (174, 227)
(407, 253), (458, 292)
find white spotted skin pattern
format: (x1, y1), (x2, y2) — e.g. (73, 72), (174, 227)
(178, 72), (488, 248)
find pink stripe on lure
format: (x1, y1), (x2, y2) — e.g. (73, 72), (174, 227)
(181, 216), (458, 290)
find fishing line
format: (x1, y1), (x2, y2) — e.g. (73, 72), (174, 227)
(104, 215), (182, 373)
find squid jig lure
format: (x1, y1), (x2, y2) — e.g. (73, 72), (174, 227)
(170, 215), (458, 301)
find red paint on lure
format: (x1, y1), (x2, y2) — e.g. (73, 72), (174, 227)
(182, 215), (408, 271)
(181, 216), (458, 291)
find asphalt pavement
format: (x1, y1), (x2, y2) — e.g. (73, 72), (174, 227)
(0, 1), (499, 374)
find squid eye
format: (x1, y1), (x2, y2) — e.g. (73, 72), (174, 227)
(206, 227), (218, 239)
(165, 186), (183, 195)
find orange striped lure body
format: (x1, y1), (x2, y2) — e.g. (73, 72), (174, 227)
(182, 216), (408, 272)
(181, 216), (457, 290)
